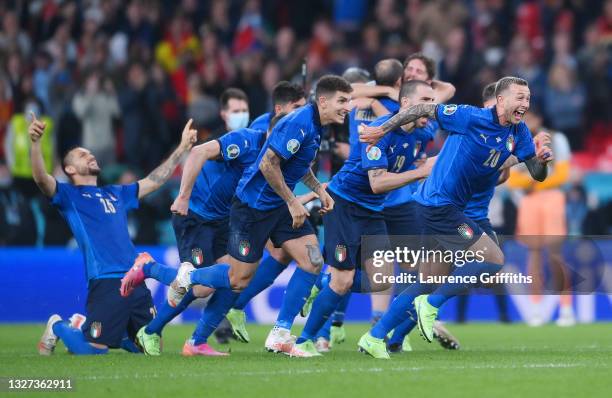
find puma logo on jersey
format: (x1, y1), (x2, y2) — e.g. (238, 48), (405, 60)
(480, 134), (488, 143)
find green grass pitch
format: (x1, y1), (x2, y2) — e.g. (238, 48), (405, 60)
(1, 323), (611, 398)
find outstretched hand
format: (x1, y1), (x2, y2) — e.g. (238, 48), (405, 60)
(180, 119), (198, 149)
(28, 111), (46, 143)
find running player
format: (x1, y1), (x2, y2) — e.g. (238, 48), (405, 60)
(358, 76), (553, 359)
(294, 80), (436, 355)
(33, 114), (196, 355)
(166, 75), (351, 357)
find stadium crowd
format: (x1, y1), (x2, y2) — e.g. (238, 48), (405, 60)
(0, 0), (611, 246)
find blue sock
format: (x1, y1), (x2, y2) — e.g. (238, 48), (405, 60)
(120, 334), (141, 353)
(143, 262), (178, 286)
(275, 268), (317, 330)
(234, 256), (286, 310)
(296, 285), (344, 343)
(190, 264), (231, 289)
(315, 272), (330, 290)
(351, 269), (371, 292)
(388, 314), (417, 346)
(52, 321), (108, 355)
(315, 317), (333, 340)
(427, 261), (503, 308)
(315, 291), (351, 339)
(332, 292), (351, 325)
(371, 281), (433, 339)
(145, 289), (197, 335)
(192, 288), (239, 345)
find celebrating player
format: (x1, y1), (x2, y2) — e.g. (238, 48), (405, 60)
(358, 76), (554, 358)
(33, 113), (196, 355)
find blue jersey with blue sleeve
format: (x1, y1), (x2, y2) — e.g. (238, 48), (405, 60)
(236, 103), (323, 211)
(190, 128), (266, 220)
(51, 182), (140, 281)
(348, 97), (399, 147)
(249, 112), (272, 132)
(414, 104), (535, 209)
(384, 120), (437, 208)
(329, 112), (422, 211)
(463, 181), (496, 221)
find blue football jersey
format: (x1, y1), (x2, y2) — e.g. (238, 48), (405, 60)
(383, 120), (437, 208)
(414, 104), (536, 209)
(249, 112), (272, 132)
(329, 112), (422, 211)
(190, 128), (266, 220)
(51, 182), (140, 281)
(348, 97), (399, 147)
(236, 103), (323, 211)
(463, 180), (497, 221)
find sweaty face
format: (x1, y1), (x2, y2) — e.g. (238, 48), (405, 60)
(499, 84), (530, 125)
(403, 59), (431, 82)
(402, 85), (435, 128)
(322, 91), (351, 124)
(66, 148), (101, 177)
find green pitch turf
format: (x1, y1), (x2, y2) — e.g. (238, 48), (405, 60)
(1, 323), (611, 398)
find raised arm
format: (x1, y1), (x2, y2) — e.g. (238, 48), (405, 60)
(359, 103), (438, 145)
(170, 139), (221, 215)
(29, 112), (56, 197)
(350, 83), (399, 101)
(259, 148), (309, 228)
(138, 119), (197, 199)
(431, 80), (456, 103)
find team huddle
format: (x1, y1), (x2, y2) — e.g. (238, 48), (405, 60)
(32, 52), (553, 359)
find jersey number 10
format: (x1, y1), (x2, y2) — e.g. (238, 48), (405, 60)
(100, 198), (116, 214)
(483, 149), (501, 168)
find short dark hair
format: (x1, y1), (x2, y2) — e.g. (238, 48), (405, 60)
(342, 67), (370, 84)
(494, 77), (528, 97)
(61, 146), (81, 170)
(314, 75), (352, 100)
(403, 53), (436, 80)
(399, 80), (431, 101)
(272, 81), (305, 106)
(374, 59), (403, 86)
(220, 88), (248, 109)
(482, 82), (497, 103)
(268, 112), (287, 133)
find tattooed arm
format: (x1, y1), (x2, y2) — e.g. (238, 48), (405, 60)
(368, 164), (432, 194)
(259, 148), (311, 228)
(359, 103), (438, 145)
(301, 168), (334, 214)
(138, 119), (197, 199)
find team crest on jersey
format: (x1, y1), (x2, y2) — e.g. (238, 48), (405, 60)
(506, 135), (515, 152)
(226, 144), (240, 159)
(335, 245), (347, 262)
(366, 146), (382, 161)
(239, 240), (250, 257)
(457, 223), (474, 240)
(192, 248), (204, 266)
(287, 139), (300, 154)
(90, 322), (102, 339)
(443, 104), (457, 115)
(413, 141), (422, 158)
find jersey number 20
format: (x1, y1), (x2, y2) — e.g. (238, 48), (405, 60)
(483, 149), (501, 168)
(100, 198), (116, 214)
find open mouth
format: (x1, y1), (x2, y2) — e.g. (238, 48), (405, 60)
(513, 110), (526, 120)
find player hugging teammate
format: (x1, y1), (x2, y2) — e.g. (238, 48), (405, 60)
(36, 52), (553, 359)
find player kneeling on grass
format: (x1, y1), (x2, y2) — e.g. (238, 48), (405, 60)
(32, 113), (196, 355)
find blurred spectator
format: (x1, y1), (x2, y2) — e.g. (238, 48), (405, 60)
(72, 70), (120, 167)
(544, 63), (586, 149)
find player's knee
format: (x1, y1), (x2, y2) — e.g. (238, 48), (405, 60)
(269, 247), (292, 266)
(306, 245), (324, 272)
(192, 285), (213, 298)
(228, 270), (253, 291)
(329, 271), (353, 295)
(485, 245), (504, 266)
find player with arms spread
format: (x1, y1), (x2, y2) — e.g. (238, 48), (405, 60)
(358, 77), (553, 357)
(33, 113), (196, 355)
